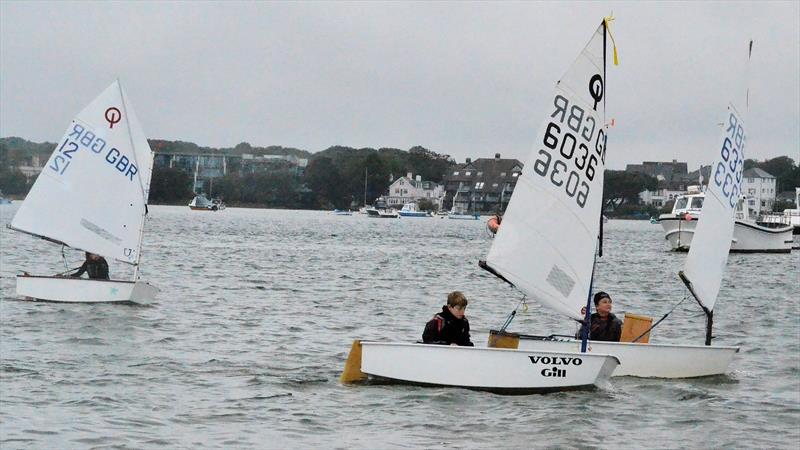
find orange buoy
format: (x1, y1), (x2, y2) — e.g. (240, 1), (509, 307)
(487, 215), (501, 234)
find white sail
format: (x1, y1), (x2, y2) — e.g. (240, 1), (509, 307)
(11, 80), (154, 265)
(485, 22), (610, 321)
(681, 105), (746, 311)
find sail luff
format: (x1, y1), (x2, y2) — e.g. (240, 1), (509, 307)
(117, 81), (150, 274)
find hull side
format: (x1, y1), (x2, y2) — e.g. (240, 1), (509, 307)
(360, 342), (618, 393)
(658, 216), (792, 253)
(513, 336), (738, 378)
(16, 275), (159, 304)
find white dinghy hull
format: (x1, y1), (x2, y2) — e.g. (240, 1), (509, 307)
(508, 336), (738, 378)
(16, 275), (159, 304)
(359, 342), (619, 393)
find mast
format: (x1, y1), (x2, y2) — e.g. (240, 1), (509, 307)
(364, 167), (368, 207)
(118, 80), (148, 280)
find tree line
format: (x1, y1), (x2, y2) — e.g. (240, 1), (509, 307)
(2, 137), (798, 213)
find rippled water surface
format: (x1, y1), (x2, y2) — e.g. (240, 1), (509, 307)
(1, 204), (798, 448)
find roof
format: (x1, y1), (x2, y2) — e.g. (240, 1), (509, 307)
(743, 167), (775, 179)
(442, 156), (524, 194)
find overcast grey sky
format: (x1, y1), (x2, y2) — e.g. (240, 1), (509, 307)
(1, 1), (798, 170)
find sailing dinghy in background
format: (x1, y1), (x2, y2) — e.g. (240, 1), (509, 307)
(9, 80), (159, 304)
(341, 18), (621, 394)
(493, 47), (754, 377)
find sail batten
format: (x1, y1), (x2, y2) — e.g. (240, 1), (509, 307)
(486, 22), (610, 321)
(10, 81), (154, 266)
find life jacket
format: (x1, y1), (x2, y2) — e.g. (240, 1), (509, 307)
(432, 314), (445, 333)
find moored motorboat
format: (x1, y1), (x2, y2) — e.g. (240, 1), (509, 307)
(658, 187), (793, 253)
(397, 202), (431, 217)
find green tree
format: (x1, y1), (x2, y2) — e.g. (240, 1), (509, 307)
(603, 170), (658, 211)
(305, 156), (346, 208)
(149, 167), (193, 203)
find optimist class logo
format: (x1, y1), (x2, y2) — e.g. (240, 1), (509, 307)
(105, 107), (121, 128)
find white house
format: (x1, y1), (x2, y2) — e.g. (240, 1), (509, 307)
(741, 168), (777, 217)
(385, 173), (444, 207)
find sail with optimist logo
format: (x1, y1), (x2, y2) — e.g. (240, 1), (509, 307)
(11, 81), (153, 265)
(483, 21), (613, 322)
(9, 80), (158, 303)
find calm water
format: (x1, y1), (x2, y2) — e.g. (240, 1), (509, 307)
(1, 204), (798, 449)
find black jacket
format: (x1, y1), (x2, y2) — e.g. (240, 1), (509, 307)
(71, 258), (109, 280)
(422, 306), (474, 346)
(577, 312), (622, 342)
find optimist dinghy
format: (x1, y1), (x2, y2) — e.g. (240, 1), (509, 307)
(491, 45), (755, 378)
(9, 80), (159, 304)
(341, 18), (622, 394)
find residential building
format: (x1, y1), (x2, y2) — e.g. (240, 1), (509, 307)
(441, 154), (523, 213)
(629, 160), (702, 207)
(742, 167), (777, 216)
(385, 173), (444, 207)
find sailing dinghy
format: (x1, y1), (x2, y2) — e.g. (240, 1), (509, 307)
(9, 80), (159, 304)
(492, 65), (749, 377)
(341, 19), (622, 394)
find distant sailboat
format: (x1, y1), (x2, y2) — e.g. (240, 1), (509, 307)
(9, 80), (159, 303)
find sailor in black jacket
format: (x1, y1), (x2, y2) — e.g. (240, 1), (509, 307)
(577, 291), (623, 342)
(422, 291), (474, 346)
(71, 252), (110, 280)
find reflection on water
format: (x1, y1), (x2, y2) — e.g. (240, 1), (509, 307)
(1, 205), (798, 448)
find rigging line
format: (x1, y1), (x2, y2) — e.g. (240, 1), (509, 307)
(61, 245), (68, 269)
(631, 295), (690, 343)
(499, 297), (527, 333)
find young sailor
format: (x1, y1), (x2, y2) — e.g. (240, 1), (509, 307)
(422, 291), (474, 346)
(71, 252), (110, 280)
(577, 291), (623, 341)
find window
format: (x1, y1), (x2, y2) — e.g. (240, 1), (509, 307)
(395, 188), (399, 194)
(453, 171), (459, 176)
(748, 199), (755, 206)
(477, 171), (483, 176)
(512, 172), (519, 177)
(500, 172), (506, 177)
(475, 182), (484, 189)
(748, 178), (754, 183)
(465, 171), (472, 176)
(492, 183), (498, 188)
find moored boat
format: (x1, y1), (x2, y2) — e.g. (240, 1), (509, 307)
(397, 202), (431, 217)
(657, 187), (793, 253)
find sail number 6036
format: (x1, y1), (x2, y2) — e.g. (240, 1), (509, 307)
(533, 122), (595, 208)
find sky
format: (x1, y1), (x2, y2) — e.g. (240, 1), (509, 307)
(1, 1), (798, 170)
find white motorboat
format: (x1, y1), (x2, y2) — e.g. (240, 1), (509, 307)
(658, 187), (793, 253)
(342, 18), (622, 393)
(397, 202), (430, 217)
(493, 95), (751, 377)
(365, 208), (399, 219)
(189, 193), (224, 211)
(8, 80), (159, 304)
(759, 187), (800, 235)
